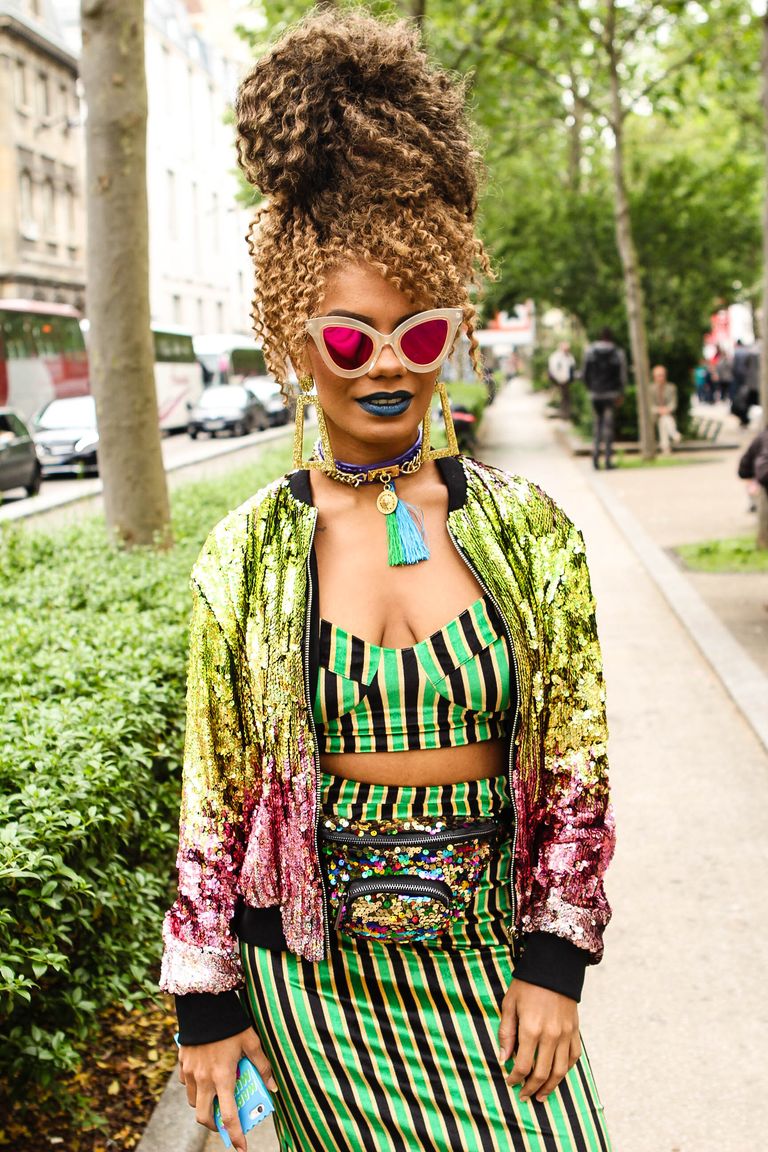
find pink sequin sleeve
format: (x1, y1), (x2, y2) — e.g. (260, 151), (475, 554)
(522, 518), (615, 961)
(159, 580), (252, 995)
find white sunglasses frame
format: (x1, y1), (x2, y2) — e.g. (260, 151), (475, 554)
(305, 307), (464, 379)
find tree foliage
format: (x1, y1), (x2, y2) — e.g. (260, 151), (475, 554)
(243, 0), (764, 440)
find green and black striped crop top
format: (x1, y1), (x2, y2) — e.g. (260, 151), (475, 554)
(313, 594), (513, 754)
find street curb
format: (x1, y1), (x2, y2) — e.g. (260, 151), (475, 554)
(0, 424), (292, 525)
(135, 1073), (207, 1152)
(588, 470), (768, 757)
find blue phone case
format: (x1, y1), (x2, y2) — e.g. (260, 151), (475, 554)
(212, 1056), (275, 1148)
(174, 1034), (275, 1147)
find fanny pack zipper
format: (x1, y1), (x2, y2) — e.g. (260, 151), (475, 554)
(322, 819), (498, 850)
(335, 875), (453, 930)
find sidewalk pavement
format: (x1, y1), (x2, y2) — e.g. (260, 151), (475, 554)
(181, 379), (768, 1151)
(585, 397), (767, 679)
(482, 380), (768, 1150)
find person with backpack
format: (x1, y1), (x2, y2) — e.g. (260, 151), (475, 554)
(582, 327), (627, 469)
(738, 427), (768, 512)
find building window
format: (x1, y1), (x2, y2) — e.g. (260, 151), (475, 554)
(42, 179), (55, 234)
(30, 0), (42, 17)
(64, 185), (76, 235)
(197, 298), (204, 332)
(20, 171), (34, 229)
(172, 295), (183, 324)
(15, 60), (28, 108)
(161, 44), (171, 111)
(167, 170), (176, 240)
(188, 65), (195, 139)
(38, 72), (50, 119)
(211, 191), (219, 249)
(216, 301), (224, 331)
(191, 181), (199, 270)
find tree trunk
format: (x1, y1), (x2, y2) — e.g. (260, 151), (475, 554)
(758, 11), (768, 548)
(410, 0), (426, 24)
(606, 10), (655, 460)
(80, 0), (172, 549)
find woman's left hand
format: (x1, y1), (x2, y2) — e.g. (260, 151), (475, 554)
(498, 979), (581, 1103)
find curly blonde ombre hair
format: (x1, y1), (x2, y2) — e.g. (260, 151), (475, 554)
(234, 8), (491, 393)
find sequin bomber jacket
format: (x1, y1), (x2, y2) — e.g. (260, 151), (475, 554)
(161, 457), (614, 1003)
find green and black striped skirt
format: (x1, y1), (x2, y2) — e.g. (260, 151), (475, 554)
(241, 771), (611, 1151)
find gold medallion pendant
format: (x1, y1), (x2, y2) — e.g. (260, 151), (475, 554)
(376, 488), (399, 515)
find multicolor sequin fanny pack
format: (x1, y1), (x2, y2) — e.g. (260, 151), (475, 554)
(320, 815), (499, 943)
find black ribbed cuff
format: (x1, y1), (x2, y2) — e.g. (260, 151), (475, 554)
(175, 990), (251, 1046)
(513, 932), (589, 1002)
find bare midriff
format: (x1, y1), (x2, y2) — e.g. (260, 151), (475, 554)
(320, 740), (508, 786)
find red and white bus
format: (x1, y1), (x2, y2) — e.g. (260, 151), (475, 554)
(151, 325), (204, 431)
(2, 301), (204, 432)
(79, 317), (204, 432)
(0, 300), (89, 422)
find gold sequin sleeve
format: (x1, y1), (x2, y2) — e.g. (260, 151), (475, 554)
(523, 514), (615, 959)
(160, 570), (254, 995)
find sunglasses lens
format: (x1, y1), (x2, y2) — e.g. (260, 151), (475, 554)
(400, 318), (450, 366)
(322, 326), (375, 371)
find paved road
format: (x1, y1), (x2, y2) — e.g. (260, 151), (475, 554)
(192, 380), (767, 1152)
(0, 422), (293, 527)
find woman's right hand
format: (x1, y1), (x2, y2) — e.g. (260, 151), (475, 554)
(178, 1026), (277, 1152)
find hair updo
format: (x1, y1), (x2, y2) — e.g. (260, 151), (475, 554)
(235, 8), (491, 390)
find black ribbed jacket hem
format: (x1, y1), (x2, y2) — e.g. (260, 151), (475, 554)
(175, 990), (250, 1046)
(513, 931), (588, 1002)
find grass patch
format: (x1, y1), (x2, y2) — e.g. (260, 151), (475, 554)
(613, 451), (713, 469)
(446, 379), (489, 419)
(676, 535), (768, 572)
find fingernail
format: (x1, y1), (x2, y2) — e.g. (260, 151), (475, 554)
(267, 1076), (278, 1091)
(498, 1047), (505, 1062)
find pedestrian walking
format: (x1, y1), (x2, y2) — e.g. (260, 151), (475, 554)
(650, 364), (682, 455)
(730, 339), (758, 425)
(582, 327), (627, 469)
(694, 358), (716, 405)
(713, 346), (733, 403)
(547, 340), (576, 419)
(161, 12), (614, 1152)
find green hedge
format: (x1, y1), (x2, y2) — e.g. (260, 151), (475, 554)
(0, 441), (292, 1090)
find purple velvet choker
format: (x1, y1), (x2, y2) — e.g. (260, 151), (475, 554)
(312, 431), (429, 566)
(315, 431), (423, 485)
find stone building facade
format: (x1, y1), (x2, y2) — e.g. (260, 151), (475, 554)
(54, 0), (254, 336)
(0, 0), (84, 307)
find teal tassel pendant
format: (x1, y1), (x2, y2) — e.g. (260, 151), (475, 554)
(378, 481), (430, 567)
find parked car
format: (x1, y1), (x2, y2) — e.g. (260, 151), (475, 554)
(0, 408), (41, 497)
(187, 385), (270, 439)
(243, 375), (292, 427)
(33, 395), (99, 476)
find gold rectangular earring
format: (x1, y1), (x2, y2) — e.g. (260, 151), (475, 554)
(293, 376), (334, 472)
(422, 379), (459, 462)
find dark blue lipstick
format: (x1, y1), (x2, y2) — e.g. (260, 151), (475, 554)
(356, 391), (413, 418)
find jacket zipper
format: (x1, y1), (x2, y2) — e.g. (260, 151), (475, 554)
(446, 522), (522, 952)
(305, 509), (521, 955)
(335, 876), (452, 930)
(322, 820), (498, 849)
(303, 517), (333, 955)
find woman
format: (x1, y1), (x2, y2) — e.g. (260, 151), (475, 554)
(161, 12), (614, 1151)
